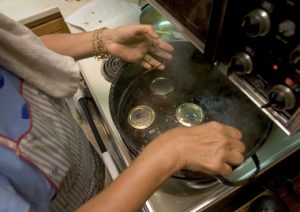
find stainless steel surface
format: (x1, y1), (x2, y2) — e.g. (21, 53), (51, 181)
(269, 84), (296, 111)
(218, 63), (297, 135)
(229, 52), (253, 75)
(242, 9), (271, 37)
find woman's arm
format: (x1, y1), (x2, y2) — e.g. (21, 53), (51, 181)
(77, 122), (245, 212)
(40, 25), (174, 70)
(40, 31), (94, 60)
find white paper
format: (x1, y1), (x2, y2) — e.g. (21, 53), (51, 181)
(65, 0), (141, 31)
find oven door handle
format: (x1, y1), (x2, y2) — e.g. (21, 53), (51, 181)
(76, 89), (120, 180)
(216, 153), (260, 186)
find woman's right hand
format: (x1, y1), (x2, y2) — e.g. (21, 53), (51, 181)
(154, 121), (246, 177)
(77, 121), (245, 212)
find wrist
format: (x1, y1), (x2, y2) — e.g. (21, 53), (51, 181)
(148, 130), (183, 175)
(92, 27), (110, 60)
(101, 28), (115, 56)
(155, 127), (193, 172)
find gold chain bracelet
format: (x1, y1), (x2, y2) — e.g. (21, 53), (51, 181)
(93, 27), (109, 60)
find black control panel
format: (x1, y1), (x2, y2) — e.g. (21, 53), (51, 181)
(219, 0), (300, 118)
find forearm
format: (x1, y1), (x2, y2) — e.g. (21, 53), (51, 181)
(77, 122), (245, 211)
(39, 25), (174, 69)
(40, 31), (95, 60)
(77, 138), (177, 212)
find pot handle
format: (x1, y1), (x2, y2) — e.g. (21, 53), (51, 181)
(216, 153), (260, 186)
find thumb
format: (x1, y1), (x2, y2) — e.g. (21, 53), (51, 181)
(138, 25), (160, 39)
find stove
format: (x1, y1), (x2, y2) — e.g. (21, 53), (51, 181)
(79, 54), (300, 211)
(77, 0), (300, 211)
(147, 0), (300, 135)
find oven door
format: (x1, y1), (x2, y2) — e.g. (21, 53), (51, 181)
(146, 0), (229, 63)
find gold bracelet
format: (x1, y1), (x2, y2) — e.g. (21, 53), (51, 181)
(93, 27), (109, 60)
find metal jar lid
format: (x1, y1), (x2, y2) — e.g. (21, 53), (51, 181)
(128, 105), (156, 129)
(150, 77), (175, 97)
(176, 103), (204, 127)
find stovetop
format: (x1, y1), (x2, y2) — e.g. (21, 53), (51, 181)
(78, 54), (300, 211)
(100, 56), (126, 83)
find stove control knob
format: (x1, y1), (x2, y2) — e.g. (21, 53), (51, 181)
(228, 52), (253, 75)
(242, 9), (271, 37)
(278, 20), (296, 38)
(268, 85), (296, 111)
(290, 43), (300, 71)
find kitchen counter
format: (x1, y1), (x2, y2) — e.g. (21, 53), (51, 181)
(0, 0), (139, 24)
(0, 0), (92, 24)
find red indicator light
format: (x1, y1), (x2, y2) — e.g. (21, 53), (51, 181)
(272, 64), (279, 70)
(284, 77), (294, 86)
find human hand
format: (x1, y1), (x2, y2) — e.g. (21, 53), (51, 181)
(77, 121), (244, 212)
(103, 24), (174, 70)
(155, 121), (246, 176)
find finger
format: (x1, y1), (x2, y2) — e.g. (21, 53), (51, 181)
(226, 137), (246, 153)
(219, 163), (233, 176)
(140, 61), (152, 70)
(144, 25), (160, 39)
(152, 39), (174, 53)
(223, 125), (242, 140)
(148, 46), (173, 61)
(231, 140), (246, 153)
(143, 54), (165, 70)
(136, 25), (160, 39)
(225, 151), (245, 167)
(204, 121), (241, 139)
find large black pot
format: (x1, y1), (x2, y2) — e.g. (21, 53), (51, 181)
(109, 41), (272, 189)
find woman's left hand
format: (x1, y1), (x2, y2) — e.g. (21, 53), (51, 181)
(103, 24), (174, 70)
